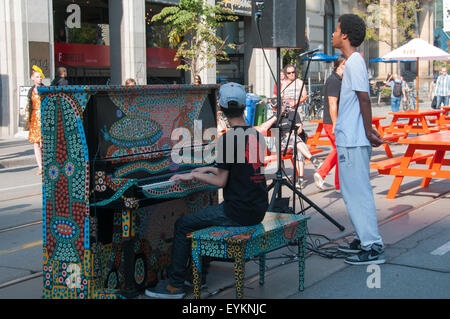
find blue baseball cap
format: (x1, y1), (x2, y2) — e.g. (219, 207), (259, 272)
(218, 82), (246, 109)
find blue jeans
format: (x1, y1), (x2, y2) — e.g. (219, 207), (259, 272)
(168, 203), (241, 288)
(436, 96), (449, 109)
(337, 146), (384, 251)
(391, 96), (401, 112)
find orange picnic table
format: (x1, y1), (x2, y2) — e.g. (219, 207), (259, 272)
(372, 116), (399, 158)
(385, 110), (443, 136)
(439, 106), (450, 127)
(307, 118), (396, 157)
(371, 131), (450, 199)
(306, 120), (332, 151)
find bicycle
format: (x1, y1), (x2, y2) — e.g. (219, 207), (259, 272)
(402, 88), (416, 111)
(305, 90), (324, 120)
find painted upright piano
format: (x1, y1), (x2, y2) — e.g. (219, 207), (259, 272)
(39, 84), (219, 299)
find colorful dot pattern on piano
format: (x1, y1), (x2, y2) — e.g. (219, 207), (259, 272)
(40, 85), (219, 299)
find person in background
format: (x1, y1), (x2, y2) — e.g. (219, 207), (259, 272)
(273, 69), (287, 98)
(384, 74), (406, 112)
(125, 78), (137, 86)
(331, 14), (385, 265)
(194, 75), (202, 85)
(314, 55), (346, 192)
(433, 66), (450, 108)
(50, 67), (69, 86)
(281, 64), (306, 106)
(280, 64), (321, 189)
(24, 66), (45, 176)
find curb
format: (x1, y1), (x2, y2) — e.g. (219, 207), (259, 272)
(0, 156), (37, 169)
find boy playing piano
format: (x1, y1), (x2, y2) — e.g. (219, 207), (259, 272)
(145, 83), (269, 299)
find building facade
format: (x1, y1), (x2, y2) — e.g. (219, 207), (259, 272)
(0, 0), (436, 138)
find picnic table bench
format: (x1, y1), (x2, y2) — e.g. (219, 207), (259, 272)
(439, 106), (450, 128)
(188, 212), (310, 299)
(372, 116), (408, 158)
(385, 110), (443, 137)
(370, 131), (450, 199)
(306, 120), (332, 152)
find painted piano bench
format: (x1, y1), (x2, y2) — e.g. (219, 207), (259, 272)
(188, 212), (310, 299)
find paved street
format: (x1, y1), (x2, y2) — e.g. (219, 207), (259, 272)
(0, 103), (449, 300)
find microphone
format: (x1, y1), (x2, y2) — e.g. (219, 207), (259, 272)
(255, 0), (265, 18)
(298, 45), (324, 57)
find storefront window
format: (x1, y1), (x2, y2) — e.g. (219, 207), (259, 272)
(52, 0), (110, 85)
(216, 20), (245, 84)
(145, 3), (183, 84)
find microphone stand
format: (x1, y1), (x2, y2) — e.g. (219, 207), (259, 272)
(267, 52), (344, 232)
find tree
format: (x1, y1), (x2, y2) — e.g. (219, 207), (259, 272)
(151, 0), (238, 82)
(353, 0), (422, 47)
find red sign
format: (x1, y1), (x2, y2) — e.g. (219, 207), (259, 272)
(55, 43), (110, 67)
(55, 43), (180, 69)
(147, 47), (180, 69)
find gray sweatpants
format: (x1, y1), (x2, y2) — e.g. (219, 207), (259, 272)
(337, 145), (384, 251)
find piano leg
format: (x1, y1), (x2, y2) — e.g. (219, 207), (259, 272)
(120, 210), (139, 299)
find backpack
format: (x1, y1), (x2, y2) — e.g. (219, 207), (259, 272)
(393, 82), (402, 97)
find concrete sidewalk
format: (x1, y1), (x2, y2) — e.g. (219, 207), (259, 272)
(2, 101), (449, 300)
(0, 136), (36, 170)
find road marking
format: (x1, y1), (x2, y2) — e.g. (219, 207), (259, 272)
(0, 221), (42, 234)
(431, 241), (450, 256)
(0, 183), (41, 192)
(0, 240), (42, 256)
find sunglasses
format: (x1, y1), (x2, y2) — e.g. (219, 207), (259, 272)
(286, 71), (295, 75)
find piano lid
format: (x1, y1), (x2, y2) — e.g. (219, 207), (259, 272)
(39, 85), (220, 162)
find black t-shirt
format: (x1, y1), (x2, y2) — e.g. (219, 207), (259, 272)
(215, 126), (268, 226)
(322, 72), (342, 125)
(50, 77), (69, 86)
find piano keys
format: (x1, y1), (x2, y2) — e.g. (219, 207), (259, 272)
(39, 84), (219, 299)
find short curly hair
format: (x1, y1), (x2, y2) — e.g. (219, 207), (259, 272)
(338, 14), (366, 48)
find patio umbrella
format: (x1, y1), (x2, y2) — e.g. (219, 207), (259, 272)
(302, 52), (338, 62)
(381, 38), (450, 111)
(369, 57), (398, 63)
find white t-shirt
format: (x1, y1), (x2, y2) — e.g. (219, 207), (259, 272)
(335, 52), (371, 147)
(281, 79), (304, 101)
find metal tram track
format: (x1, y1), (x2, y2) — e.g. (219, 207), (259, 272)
(0, 220), (43, 234)
(1, 190), (448, 297)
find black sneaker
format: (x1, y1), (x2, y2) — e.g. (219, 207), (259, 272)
(344, 244), (386, 265)
(338, 239), (362, 254)
(145, 280), (186, 299)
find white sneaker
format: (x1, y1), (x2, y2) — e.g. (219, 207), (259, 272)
(313, 173), (325, 190)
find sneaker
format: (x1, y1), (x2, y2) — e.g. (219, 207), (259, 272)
(145, 280), (186, 299)
(310, 157), (322, 169)
(313, 173), (326, 190)
(338, 239), (362, 254)
(344, 245), (386, 265)
(296, 178), (306, 190)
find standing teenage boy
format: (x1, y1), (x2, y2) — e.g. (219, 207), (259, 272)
(145, 83), (268, 298)
(331, 14), (386, 265)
